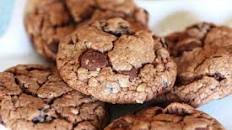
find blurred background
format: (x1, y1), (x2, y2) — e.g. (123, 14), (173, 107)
(0, 0), (15, 37)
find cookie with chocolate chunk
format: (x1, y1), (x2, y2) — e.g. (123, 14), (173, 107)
(105, 103), (225, 130)
(24, 0), (148, 61)
(0, 65), (107, 130)
(165, 22), (232, 107)
(56, 17), (177, 104)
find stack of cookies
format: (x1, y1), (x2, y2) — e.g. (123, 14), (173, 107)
(0, 0), (229, 129)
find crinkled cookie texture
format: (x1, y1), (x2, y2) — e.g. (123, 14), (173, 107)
(165, 22), (232, 107)
(25, 0), (148, 61)
(105, 103), (225, 130)
(57, 17), (177, 104)
(0, 65), (107, 130)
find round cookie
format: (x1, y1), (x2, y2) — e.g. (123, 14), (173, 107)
(24, 0), (148, 61)
(165, 22), (232, 107)
(0, 65), (107, 130)
(105, 103), (225, 130)
(56, 17), (177, 104)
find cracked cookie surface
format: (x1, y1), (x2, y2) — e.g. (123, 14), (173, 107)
(104, 103), (225, 130)
(0, 65), (107, 130)
(165, 23), (232, 107)
(56, 17), (177, 104)
(25, 0), (148, 61)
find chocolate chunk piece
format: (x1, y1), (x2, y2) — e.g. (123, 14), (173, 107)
(80, 49), (109, 71)
(120, 67), (138, 81)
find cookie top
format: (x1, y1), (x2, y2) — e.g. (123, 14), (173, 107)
(25, 0), (148, 61)
(0, 65), (107, 130)
(105, 103), (225, 130)
(165, 23), (232, 106)
(56, 17), (177, 104)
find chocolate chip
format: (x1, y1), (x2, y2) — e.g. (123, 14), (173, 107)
(103, 25), (130, 37)
(120, 67), (138, 81)
(80, 49), (109, 71)
(213, 72), (225, 82)
(100, 19), (131, 37)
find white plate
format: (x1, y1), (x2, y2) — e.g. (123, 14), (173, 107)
(0, 0), (232, 129)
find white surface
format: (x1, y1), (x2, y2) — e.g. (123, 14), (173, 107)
(0, 0), (232, 129)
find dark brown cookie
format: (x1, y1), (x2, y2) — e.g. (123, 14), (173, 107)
(56, 17), (177, 104)
(24, 0), (148, 61)
(165, 22), (232, 107)
(105, 103), (225, 130)
(0, 65), (107, 130)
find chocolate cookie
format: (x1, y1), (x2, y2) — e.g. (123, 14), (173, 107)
(56, 17), (177, 104)
(165, 22), (232, 107)
(24, 0), (148, 61)
(105, 103), (225, 130)
(0, 65), (107, 130)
